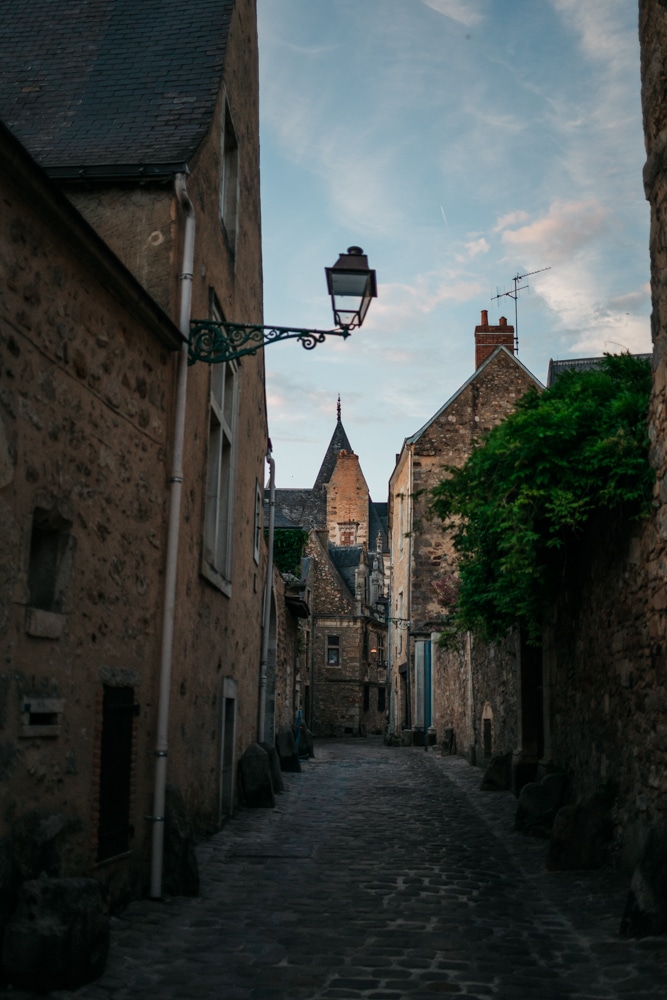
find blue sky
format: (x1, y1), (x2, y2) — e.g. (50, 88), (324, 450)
(257, 0), (650, 499)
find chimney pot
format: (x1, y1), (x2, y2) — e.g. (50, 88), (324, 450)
(481, 309), (488, 327)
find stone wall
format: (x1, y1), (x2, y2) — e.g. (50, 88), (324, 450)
(0, 0), (269, 907)
(389, 347), (539, 743)
(0, 124), (180, 901)
(435, 632), (519, 763)
(325, 450), (370, 548)
(306, 532), (386, 737)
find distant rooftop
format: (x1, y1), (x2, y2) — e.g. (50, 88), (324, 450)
(0, 0), (234, 177)
(547, 354), (652, 388)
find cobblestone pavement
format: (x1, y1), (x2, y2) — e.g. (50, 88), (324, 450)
(5, 739), (667, 999)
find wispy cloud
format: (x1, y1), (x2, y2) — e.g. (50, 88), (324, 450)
(463, 238), (490, 259)
(417, 0), (485, 28)
(493, 211), (530, 234)
(549, 0), (636, 68)
(368, 272), (485, 335)
(501, 199), (609, 264)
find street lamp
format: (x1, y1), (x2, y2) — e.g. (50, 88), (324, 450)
(188, 246), (377, 365)
(325, 246), (377, 330)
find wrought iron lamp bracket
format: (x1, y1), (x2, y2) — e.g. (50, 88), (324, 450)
(374, 612), (411, 630)
(188, 320), (351, 365)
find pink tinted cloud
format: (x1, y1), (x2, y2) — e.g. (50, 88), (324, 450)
(501, 199), (609, 263)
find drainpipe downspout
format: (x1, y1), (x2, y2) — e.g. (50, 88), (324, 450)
(150, 172), (195, 899)
(405, 448), (413, 730)
(258, 445), (275, 744)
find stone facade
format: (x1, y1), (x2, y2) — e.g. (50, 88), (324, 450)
(388, 320), (542, 749)
(0, 0), (269, 919)
(507, 0), (667, 867)
(0, 122), (182, 904)
(273, 413), (389, 738)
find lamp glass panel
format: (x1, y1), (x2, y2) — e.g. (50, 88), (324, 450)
(330, 272), (370, 297)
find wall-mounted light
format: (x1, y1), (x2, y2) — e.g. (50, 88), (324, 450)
(188, 247), (377, 365)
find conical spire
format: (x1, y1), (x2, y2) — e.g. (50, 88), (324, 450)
(312, 396), (352, 491)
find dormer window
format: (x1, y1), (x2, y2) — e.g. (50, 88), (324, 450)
(220, 100), (239, 254)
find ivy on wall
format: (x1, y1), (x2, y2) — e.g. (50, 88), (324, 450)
(270, 528), (309, 577)
(430, 354), (653, 644)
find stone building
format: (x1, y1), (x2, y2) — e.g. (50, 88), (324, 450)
(387, 313), (542, 755)
(273, 406), (389, 737)
(0, 0), (270, 921)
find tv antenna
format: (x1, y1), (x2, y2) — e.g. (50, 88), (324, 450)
(492, 267), (551, 353)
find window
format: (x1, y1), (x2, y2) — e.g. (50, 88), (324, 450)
(338, 521), (357, 546)
(203, 301), (238, 593)
(28, 508), (75, 613)
(253, 479), (262, 564)
(326, 635), (340, 666)
(220, 100), (239, 253)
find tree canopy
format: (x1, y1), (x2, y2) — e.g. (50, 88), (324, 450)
(430, 353), (653, 644)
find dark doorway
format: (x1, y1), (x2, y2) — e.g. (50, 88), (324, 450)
(97, 686), (134, 862)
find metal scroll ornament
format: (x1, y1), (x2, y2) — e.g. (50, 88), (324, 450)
(188, 320), (350, 365)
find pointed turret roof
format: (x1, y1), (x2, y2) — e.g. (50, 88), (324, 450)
(312, 416), (353, 492)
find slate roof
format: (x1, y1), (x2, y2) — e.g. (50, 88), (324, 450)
(272, 488), (326, 533)
(273, 414), (388, 554)
(329, 545), (364, 596)
(369, 500), (388, 553)
(312, 418), (353, 492)
(546, 354), (652, 387)
(0, 0), (234, 177)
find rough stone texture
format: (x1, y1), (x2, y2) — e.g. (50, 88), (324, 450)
(325, 450), (371, 548)
(273, 419), (389, 741)
(388, 340), (540, 750)
(162, 785), (199, 898)
(267, 561), (312, 745)
(259, 740), (284, 794)
(275, 728), (301, 773)
(308, 530), (387, 738)
(548, 794), (614, 872)
(480, 751), (513, 791)
(238, 744), (275, 808)
(0, 0), (269, 910)
(621, 824), (667, 938)
(5, 742), (667, 1000)
(2, 874), (109, 991)
(515, 772), (569, 837)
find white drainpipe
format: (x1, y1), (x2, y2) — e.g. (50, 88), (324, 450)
(150, 173), (195, 899)
(258, 446), (276, 744)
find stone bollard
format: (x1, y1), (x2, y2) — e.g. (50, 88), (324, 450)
(238, 743), (276, 808)
(260, 741), (284, 794)
(275, 728), (301, 773)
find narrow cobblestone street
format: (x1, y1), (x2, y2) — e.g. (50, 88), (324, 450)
(7, 739), (667, 1000)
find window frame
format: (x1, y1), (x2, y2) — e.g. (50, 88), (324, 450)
(326, 634), (341, 667)
(201, 298), (239, 595)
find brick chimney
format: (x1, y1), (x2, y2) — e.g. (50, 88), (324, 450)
(474, 310), (515, 368)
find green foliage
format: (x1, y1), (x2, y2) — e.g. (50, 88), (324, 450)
(271, 528), (309, 577)
(430, 354), (653, 644)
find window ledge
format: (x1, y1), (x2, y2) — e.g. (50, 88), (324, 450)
(25, 607), (66, 639)
(200, 560), (232, 598)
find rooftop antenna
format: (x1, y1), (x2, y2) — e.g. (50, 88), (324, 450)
(492, 267), (551, 353)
